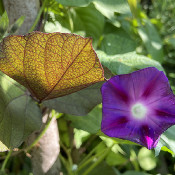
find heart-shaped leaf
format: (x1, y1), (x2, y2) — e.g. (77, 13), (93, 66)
(43, 82), (104, 116)
(0, 32), (104, 102)
(0, 72), (42, 151)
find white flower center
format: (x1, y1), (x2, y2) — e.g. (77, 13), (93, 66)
(131, 103), (147, 119)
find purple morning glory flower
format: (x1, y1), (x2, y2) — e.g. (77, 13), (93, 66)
(101, 67), (175, 149)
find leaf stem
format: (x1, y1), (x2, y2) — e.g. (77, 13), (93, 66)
(77, 142), (114, 173)
(81, 146), (112, 175)
(79, 141), (104, 166)
(68, 8), (74, 33)
(1, 149), (12, 172)
(60, 141), (73, 168)
(25, 111), (54, 152)
(104, 77), (108, 81)
(59, 154), (73, 175)
(28, 0), (47, 32)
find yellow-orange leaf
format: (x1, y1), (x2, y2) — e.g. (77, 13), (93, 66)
(0, 32), (104, 101)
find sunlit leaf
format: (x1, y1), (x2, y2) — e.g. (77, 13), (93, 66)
(0, 140), (8, 152)
(0, 31), (104, 102)
(0, 11), (9, 40)
(74, 4), (105, 44)
(128, 0), (139, 18)
(138, 19), (164, 63)
(55, 4), (105, 46)
(8, 15), (25, 35)
(155, 126), (175, 156)
(100, 32), (136, 55)
(57, 0), (131, 16)
(138, 148), (157, 171)
(98, 131), (138, 145)
(0, 72), (42, 150)
(56, 0), (92, 7)
(97, 51), (164, 75)
(93, 0), (130, 19)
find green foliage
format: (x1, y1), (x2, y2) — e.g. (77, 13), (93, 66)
(8, 16), (25, 35)
(56, 0), (92, 7)
(57, 0), (130, 16)
(97, 51), (164, 75)
(155, 126), (175, 156)
(122, 171), (150, 175)
(1, 0), (175, 174)
(138, 19), (164, 63)
(138, 148), (157, 171)
(100, 31), (136, 55)
(43, 82), (103, 116)
(0, 11), (8, 40)
(0, 11), (24, 40)
(73, 4), (105, 43)
(65, 104), (102, 133)
(0, 0), (4, 16)
(93, 0), (130, 18)
(0, 72), (42, 150)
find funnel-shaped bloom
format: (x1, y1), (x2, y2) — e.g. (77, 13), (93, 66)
(101, 67), (175, 149)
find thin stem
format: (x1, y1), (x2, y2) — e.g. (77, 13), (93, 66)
(79, 141), (104, 166)
(60, 141), (73, 168)
(25, 111), (54, 152)
(82, 146), (112, 175)
(68, 8), (74, 33)
(104, 77), (108, 81)
(28, 0), (47, 32)
(77, 143), (111, 172)
(1, 149), (12, 172)
(59, 154), (73, 175)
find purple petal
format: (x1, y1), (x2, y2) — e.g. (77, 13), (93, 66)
(101, 67), (175, 149)
(131, 67), (170, 104)
(139, 124), (160, 149)
(101, 107), (159, 149)
(101, 74), (135, 110)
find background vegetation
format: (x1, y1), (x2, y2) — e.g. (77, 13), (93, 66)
(0, 0), (175, 174)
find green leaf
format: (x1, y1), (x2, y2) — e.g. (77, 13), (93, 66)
(93, 0), (130, 19)
(128, 0), (140, 18)
(106, 151), (126, 166)
(155, 126), (175, 156)
(53, 4), (104, 46)
(100, 32), (136, 55)
(73, 4), (105, 43)
(97, 51), (164, 75)
(165, 35), (175, 47)
(57, 0), (131, 16)
(99, 132), (138, 146)
(138, 147), (157, 171)
(138, 19), (164, 63)
(88, 162), (117, 175)
(0, 11), (9, 40)
(43, 82), (103, 116)
(122, 171), (151, 175)
(0, 72), (42, 151)
(56, 0), (92, 7)
(74, 129), (90, 149)
(0, 0), (4, 16)
(0, 140), (8, 152)
(64, 104), (102, 133)
(8, 16), (25, 35)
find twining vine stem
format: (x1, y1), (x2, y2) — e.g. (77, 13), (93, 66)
(1, 149), (12, 172)
(25, 109), (54, 152)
